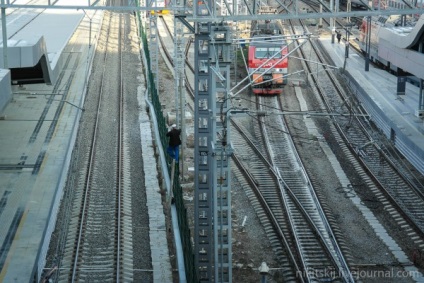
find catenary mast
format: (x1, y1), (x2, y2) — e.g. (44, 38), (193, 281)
(193, 0), (233, 280)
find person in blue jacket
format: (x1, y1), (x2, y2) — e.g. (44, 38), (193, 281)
(166, 124), (181, 163)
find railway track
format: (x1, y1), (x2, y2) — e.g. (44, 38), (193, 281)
(288, 15), (424, 239)
(293, 0), (424, 223)
(53, 12), (134, 282)
(158, 13), (355, 282)
(259, 95), (353, 282)
(157, 9), (424, 280)
(230, 101), (355, 282)
(279, 10), (424, 279)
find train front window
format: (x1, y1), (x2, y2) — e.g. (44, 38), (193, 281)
(269, 48), (282, 58)
(255, 47), (282, 59)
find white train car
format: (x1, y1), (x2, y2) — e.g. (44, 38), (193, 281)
(358, 14), (424, 86)
(372, 0), (421, 10)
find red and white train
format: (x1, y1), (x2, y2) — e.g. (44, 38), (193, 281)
(248, 14), (288, 95)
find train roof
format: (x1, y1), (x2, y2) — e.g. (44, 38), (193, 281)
(251, 22), (280, 36)
(368, 14), (423, 47)
(249, 35), (287, 47)
(370, 14), (419, 27)
(378, 14), (424, 49)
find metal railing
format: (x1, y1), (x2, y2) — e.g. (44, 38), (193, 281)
(135, 2), (197, 281)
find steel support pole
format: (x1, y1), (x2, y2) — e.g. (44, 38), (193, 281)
(179, 74), (185, 174)
(419, 79), (424, 110)
(1, 0), (8, 69)
(365, 16), (371, 71)
(330, 0), (335, 43)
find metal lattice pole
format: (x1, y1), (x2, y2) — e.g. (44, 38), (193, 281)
(148, 0), (159, 88)
(193, 0), (233, 279)
(194, 31), (214, 281)
(174, 1), (186, 172)
(194, 0), (214, 281)
(211, 26), (232, 283)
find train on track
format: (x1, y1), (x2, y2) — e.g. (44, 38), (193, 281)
(339, 0), (370, 9)
(248, 7), (288, 95)
(357, 14), (423, 85)
(350, 0), (369, 9)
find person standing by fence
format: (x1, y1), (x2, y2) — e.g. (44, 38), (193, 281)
(166, 124), (181, 163)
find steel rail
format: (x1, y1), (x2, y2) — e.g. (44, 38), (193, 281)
(116, 13), (123, 283)
(258, 95), (354, 282)
(302, 21), (424, 237)
(70, 15), (109, 283)
(70, 12), (126, 282)
(230, 120), (307, 282)
(275, 14), (355, 282)
(160, 11), (351, 281)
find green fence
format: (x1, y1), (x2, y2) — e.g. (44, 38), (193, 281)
(135, 3), (197, 282)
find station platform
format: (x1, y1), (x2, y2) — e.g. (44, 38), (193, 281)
(317, 33), (424, 176)
(0, 6), (103, 282)
(0, 0), (88, 111)
(0, 5), (174, 283)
